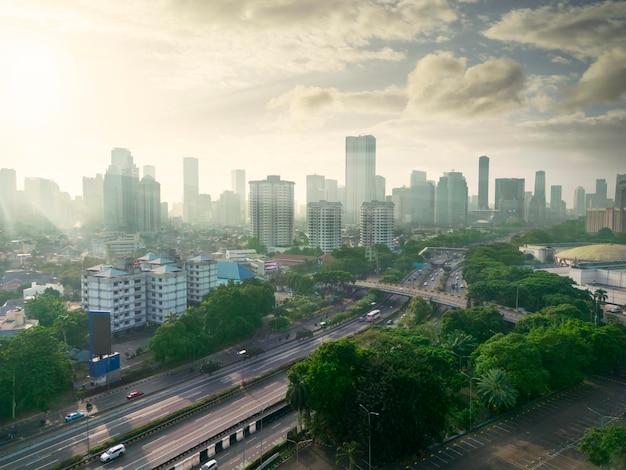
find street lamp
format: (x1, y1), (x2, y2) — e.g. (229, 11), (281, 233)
(587, 407), (619, 427)
(460, 371), (478, 430)
(285, 438), (313, 469)
(515, 285), (519, 311)
(359, 403), (379, 470)
(450, 351), (471, 370)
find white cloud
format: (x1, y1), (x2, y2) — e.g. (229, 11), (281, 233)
(483, 2), (626, 59)
(404, 52), (525, 120)
(564, 46), (626, 108)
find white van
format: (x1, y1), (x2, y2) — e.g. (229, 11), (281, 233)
(201, 460), (218, 470)
(100, 444), (125, 462)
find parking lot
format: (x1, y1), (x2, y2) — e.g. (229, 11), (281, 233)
(412, 377), (626, 469)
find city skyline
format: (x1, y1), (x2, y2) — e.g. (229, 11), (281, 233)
(0, 1), (624, 206)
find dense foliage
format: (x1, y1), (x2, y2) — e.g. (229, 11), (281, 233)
(150, 278), (275, 363)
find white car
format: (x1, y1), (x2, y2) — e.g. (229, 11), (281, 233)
(100, 444), (125, 463)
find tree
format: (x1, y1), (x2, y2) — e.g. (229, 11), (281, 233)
(476, 367), (518, 412)
(579, 425), (626, 468)
(405, 296), (433, 325)
(336, 441), (359, 470)
(24, 292), (67, 327)
(52, 310), (88, 349)
(593, 289), (608, 326)
(150, 320), (195, 363)
(441, 306), (504, 343)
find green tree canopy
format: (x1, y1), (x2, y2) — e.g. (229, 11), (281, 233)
(24, 292), (67, 327)
(579, 425), (626, 469)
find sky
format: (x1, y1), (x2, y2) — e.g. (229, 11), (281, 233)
(0, 0), (625, 208)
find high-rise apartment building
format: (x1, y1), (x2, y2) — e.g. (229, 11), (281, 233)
(345, 135), (376, 224)
(550, 185), (566, 219)
(435, 171), (468, 228)
(325, 179), (339, 202)
(360, 201), (394, 250)
(374, 175), (386, 202)
(478, 156), (489, 210)
(495, 178), (525, 220)
(307, 201), (342, 253)
(249, 175), (295, 249)
(411, 180), (435, 226)
(104, 148), (140, 232)
(183, 157), (199, 224)
(217, 190), (242, 227)
(593, 178), (608, 208)
(391, 187), (411, 224)
(82, 174), (104, 226)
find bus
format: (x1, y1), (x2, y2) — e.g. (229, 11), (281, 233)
(365, 309), (381, 322)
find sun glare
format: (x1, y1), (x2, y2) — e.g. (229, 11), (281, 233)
(5, 42), (65, 127)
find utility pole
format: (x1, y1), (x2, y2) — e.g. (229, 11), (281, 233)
(360, 404), (379, 470)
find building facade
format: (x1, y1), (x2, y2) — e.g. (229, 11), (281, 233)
(185, 255), (218, 304)
(307, 201), (342, 253)
(345, 135), (376, 225)
(435, 171), (468, 228)
(360, 201), (394, 250)
(249, 175), (295, 249)
(495, 178), (525, 221)
(478, 156), (489, 210)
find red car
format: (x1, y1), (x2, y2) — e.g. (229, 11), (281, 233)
(126, 391), (144, 400)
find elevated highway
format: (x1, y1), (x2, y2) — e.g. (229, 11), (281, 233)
(356, 280), (526, 323)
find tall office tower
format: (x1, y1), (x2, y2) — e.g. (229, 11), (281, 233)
(573, 186), (586, 216)
(374, 175), (386, 201)
(183, 157), (199, 224)
(249, 175), (295, 249)
(345, 135), (376, 224)
(0, 168), (17, 226)
(160, 202), (169, 225)
(593, 178), (608, 208)
(24, 177), (69, 228)
(550, 185), (566, 219)
(307, 201), (342, 253)
(82, 174), (104, 226)
(104, 148), (140, 232)
(615, 174), (626, 209)
(137, 175), (161, 233)
(435, 171), (468, 228)
(231, 169), (246, 221)
(143, 165), (156, 179)
(528, 170), (546, 224)
(478, 156), (489, 210)
(217, 190), (242, 226)
(391, 187), (412, 224)
(410, 170), (427, 187)
(306, 174), (326, 206)
(494, 178), (525, 220)
(411, 180), (435, 226)
(360, 201), (395, 250)
(325, 179), (338, 202)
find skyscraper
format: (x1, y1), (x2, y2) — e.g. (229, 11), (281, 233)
(0, 168), (17, 226)
(615, 174), (626, 209)
(495, 178), (525, 221)
(574, 186), (586, 216)
(478, 156), (489, 210)
(306, 174), (326, 206)
(528, 170), (546, 223)
(231, 169), (246, 222)
(307, 201), (342, 253)
(103, 148), (140, 232)
(183, 157), (199, 224)
(435, 171), (468, 228)
(137, 175), (161, 233)
(374, 175), (386, 202)
(345, 135), (376, 224)
(550, 185), (566, 219)
(360, 201), (394, 250)
(249, 175), (295, 249)
(594, 178), (608, 207)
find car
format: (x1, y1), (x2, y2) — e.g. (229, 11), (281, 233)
(200, 459), (218, 470)
(126, 390), (144, 400)
(100, 444), (126, 463)
(423, 282), (428, 286)
(65, 411), (85, 422)
(386, 319), (394, 325)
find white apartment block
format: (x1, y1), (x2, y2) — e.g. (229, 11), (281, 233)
(307, 201), (342, 253)
(360, 201), (395, 251)
(185, 255), (218, 304)
(82, 253), (205, 332)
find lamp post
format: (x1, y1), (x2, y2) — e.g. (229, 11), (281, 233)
(450, 351), (471, 370)
(359, 403), (379, 470)
(587, 407), (619, 427)
(460, 371), (477, 430)
(286, 438), (313, 469)
(515, 285), (520, 311)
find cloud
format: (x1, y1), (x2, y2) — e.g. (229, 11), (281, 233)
(483, 2), (626, 58)
(564, 46), (626, 108)
(404, 52), (525, 120)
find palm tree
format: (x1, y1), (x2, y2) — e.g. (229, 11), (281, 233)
(336, 441), (359, 470)
(286, 376), (309, 429)
(440, 330), (477, 358)
(593, 289), (608, 326)
(476, 367), (518, 413)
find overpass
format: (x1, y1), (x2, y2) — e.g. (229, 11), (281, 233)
(355, 280), (525, 323)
